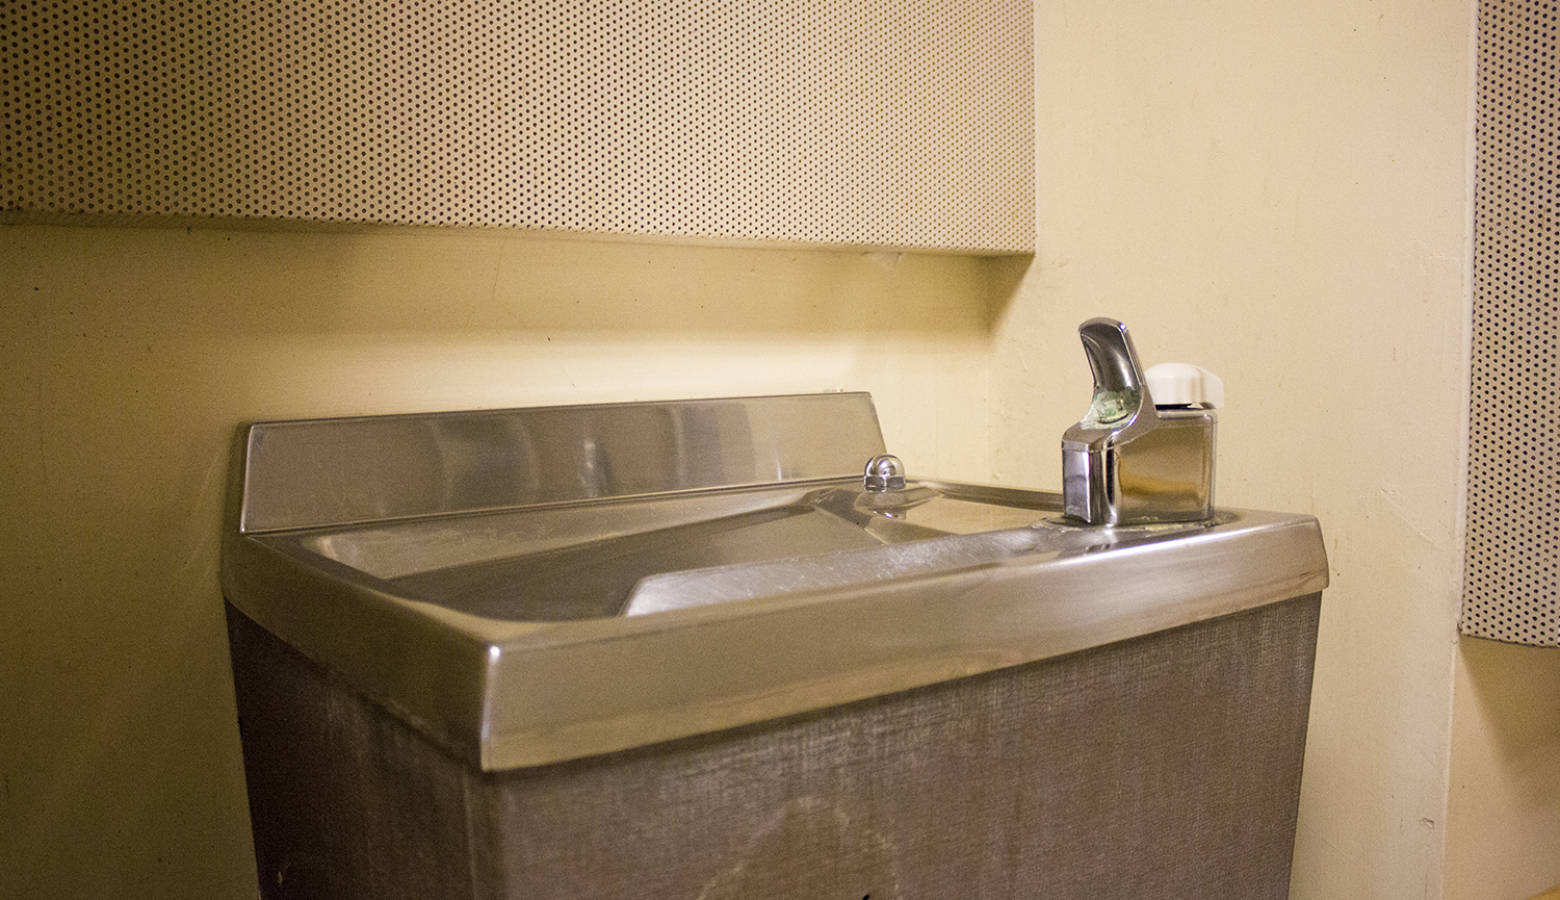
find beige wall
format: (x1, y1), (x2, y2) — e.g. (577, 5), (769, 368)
(999, 0), (1474, 897)
(0, 224), (1000, 897)
(1446, 639), (1560, 900)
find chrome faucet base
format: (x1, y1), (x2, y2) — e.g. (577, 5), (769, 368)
(1062, 318), (1219, 526)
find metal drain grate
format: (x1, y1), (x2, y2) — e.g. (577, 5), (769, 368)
(0, 0), (1033, 252)
(1462, 0), (1560, 645)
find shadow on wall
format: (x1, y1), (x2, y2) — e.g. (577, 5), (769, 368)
(12, 223), (1031, 338)
(1458, 637), (1560, 754)
(1446, 636), (1560, 900)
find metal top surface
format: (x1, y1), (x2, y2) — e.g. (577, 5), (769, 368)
(221, 392), (1328, 770)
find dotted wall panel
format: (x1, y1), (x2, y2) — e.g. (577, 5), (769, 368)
(1462, 0), (1560, 645)
(1, 1), (1033, 253)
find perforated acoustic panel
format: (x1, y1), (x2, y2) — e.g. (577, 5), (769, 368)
(1, 1), (1033, 252)
(1462, 0), (1560, 646)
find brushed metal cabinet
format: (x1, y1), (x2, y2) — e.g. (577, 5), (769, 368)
(228, 594), (1319, 899)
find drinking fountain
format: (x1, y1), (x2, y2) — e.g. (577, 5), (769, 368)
(222, 320), (1325, 899)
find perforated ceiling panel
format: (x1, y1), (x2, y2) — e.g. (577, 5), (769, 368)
(1, 1), (1033, 252)
(1462, 0), (1560, 646)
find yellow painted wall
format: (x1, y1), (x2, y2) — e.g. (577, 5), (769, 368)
(1445, 639), (1560, 900)
(997, 0), (1474, 896)
(0, 223), (1002, 897)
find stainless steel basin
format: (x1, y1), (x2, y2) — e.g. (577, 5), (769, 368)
(222, 392), (1327, 771)
(286, 481), (1143, 620)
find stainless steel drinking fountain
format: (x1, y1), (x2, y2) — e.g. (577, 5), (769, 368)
(222, 331), (1326, 899)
